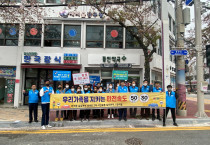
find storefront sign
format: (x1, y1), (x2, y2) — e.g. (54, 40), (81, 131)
(89, 76), (100, 84)
(112, 70), (128, 80)
(53, 70), (71, 81)
(201, 81), (208, 92)
(72, 72), (90, 85)
(50, 92), (166, 110)
(88, 54), (140, 65)
(5, 79), (15, 103)
(22, 52), (80, 64)
(0, 67), (16, 77)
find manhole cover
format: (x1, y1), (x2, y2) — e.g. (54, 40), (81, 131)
(125, 138), (142, 145)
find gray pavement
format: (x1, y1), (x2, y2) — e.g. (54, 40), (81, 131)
(1, 130), (210, 145)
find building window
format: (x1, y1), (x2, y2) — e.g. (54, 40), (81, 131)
(0, 24), (19, 46)
(24, 24), (42, 46)
(126, 27), (140, 49)
(106, 26), (123, 48)
(26, 0), (44, 2)
(158, 39), (162, 56)
(173, 21), (176, 36)
(46, 0), (62, 3)
(169, 15), (172, 31)
(64, 25), (81, 47)
(9, 0), (21, 2)
(44, 24), (61, 47)
(86, 25), (104, 48)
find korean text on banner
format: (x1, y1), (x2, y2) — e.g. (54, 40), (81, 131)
(50, 92), (166, 110)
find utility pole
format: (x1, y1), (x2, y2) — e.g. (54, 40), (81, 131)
(175, 0), (187, 116)
(194, 0), (207, 117)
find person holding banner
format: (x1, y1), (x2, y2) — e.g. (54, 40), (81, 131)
(97, 86), (105, 120)
(63, 83), (71, 120)
(118, 81), (129, 121)
(69, 86), (77, 121)
(92, 86), (99, 119)
(129, 81), (139, 118)
(140, 80), (152, 120)
(80, 85), (91, 122)
(55, 84), (64, 121)
(163, 85), (178, 126)
(152, 82), (162, 121)
(40, 80), (54, 130)
(106, 84), (115, 119)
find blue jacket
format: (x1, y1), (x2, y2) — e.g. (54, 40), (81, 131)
(166, 91), (176, 108)
(64, 88), (71, 94)
(56, 90), (63, 94)
(153, 87), (163, 92)
(28, 90), (39, 103)
(83, 90), (90, 94)
(41, 86), (53, 103)
(106, 89), (115, 93)
(129, 86), (139, 92)
(118, 86), (128, 93)
(140, 85), (151, 92)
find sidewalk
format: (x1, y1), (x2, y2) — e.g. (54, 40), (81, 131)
(0, 96), (210, 130)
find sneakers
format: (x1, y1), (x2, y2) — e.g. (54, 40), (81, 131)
(34, 120), (38, 122)
(111, 114), (114, 119)
(46, 124), (52, 128)
(108, 114), (110, 119)
(173, 123), (178, 126)
(163, 123), (166, 127)
(28, 121), (32, 123)
(41, 126), (46, 130)
(55, 118), (59, 121)
(124, 118), (127, 121)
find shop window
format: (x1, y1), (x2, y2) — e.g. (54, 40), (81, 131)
(64, 25), (81, 47)
(106, 26), (123, 48)
(26, 68), (38, 78)
(24, 24), (42, 46)
(126, 27), (140, 49)
(101, 70), (112, 77)
(44, 24), (61, 47)
(0, 24), (19, 46)
(128, 70), (139, 75)
(87, 69), (99, 74)
(86, 25), (104, 48)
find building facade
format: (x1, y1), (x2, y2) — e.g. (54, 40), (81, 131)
(0, 0), (176, 107)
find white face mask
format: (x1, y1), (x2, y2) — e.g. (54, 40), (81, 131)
(99, 89), (102, 92)
(109, 86), (112, 89)
(143, 83), (147, 86)
(71, 89), (74, 92)
(132, 84), (136, 87)
(84, 88), (88, 90)
(117, 84), (119, 87)
(66, 85), (69, 88)
(168, 88), (172, 91)
(77, 89), (81, 92)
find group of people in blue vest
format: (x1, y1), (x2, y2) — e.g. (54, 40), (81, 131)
(24, 79), (178, 130)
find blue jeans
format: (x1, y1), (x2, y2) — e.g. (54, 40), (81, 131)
(41, 103), (50, 126)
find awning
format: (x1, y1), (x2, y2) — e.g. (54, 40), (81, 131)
(21, 64), (81, 69)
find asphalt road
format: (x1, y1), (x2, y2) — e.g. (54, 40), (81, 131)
(1, 127), (210, 145)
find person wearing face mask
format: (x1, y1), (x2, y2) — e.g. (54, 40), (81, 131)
(63, 83), (71, 120)
(129, 81), (139, 118)
(152, 82), (163, 121)
(118, 81), (129, 121)
(140, 80), (152, 120)
(69, 86), (77, 121)
(55, 84), (64, 121)
(106, 84), (115, 119)
(80, 85), (91, 122)
(92, 86), (99, 119)
(163, 85), (178, 127)
(23, 84), (39, 123)
(39, 80), (54, 129)
(97, 86), (105, 120)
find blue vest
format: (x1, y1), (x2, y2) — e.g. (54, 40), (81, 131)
(118, 86), (128, 93)
(141, 85), (150, 92)
(129, 86), (139, 92)
(64, 88), (71, 94)
(69, 90), (77, 94)
(83, 90), (90, 94)
(56, 90), (63, 94)
(28, 90), (39, 103)
(41, 87), (53, 103)
(106, 89), (115, 93)
(166, 91), (176, 108)
(153, 87), (163, 92)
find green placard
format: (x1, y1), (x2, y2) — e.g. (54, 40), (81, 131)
(112, 70), (128, 80)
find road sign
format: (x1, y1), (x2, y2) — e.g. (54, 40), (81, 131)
(186, 0), (194, 6)
(170, 50), (188, 56)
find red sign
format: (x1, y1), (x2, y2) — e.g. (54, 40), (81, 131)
(15, 79), (20, 83)
(30, 28), (38, 36)
(111, 30), (118, 38)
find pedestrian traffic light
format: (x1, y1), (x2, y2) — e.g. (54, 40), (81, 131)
(206, 45), (210, 67)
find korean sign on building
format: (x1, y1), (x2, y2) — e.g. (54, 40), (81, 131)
(50, 92), (166, 110)
(22, 52), (80, 64)
(112, 70), (128, 80)
(72, 72), (90, 85)
(0, 67), (16, 77)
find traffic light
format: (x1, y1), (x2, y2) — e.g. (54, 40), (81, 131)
(206, 45), (210, 67)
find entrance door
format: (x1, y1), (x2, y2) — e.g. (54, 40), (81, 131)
(0, 78), (5, 104)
